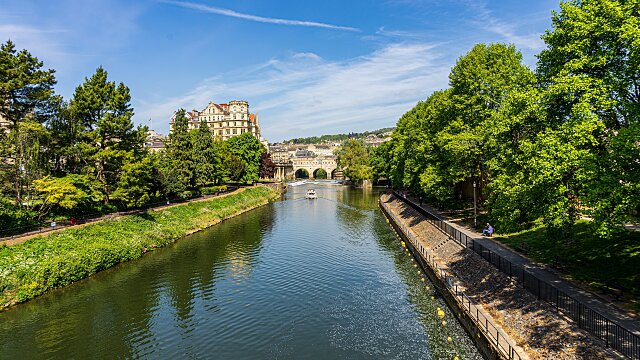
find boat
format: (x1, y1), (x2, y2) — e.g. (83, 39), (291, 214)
(306, 189), (317, 199)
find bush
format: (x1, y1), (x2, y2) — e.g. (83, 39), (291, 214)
(0, 187), (279, 310)
(0, 198), (38, 233)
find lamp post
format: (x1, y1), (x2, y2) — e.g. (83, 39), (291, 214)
(473, 181), (477, 228)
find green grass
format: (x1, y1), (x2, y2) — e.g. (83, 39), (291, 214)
(496, 220), (640, 305)
(0, 187), (279, 310)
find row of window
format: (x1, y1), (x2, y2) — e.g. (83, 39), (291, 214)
(200, 113), (247, 122)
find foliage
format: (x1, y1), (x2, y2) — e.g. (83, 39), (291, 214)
(0, 40), (57, 205)
(226, 133), (264, 183)
(285, 127), (393, 144)
(0, 187), (279, 309)
(33, 174), (101, 217)
(67, 67), (147, 205)
(496, 220), (640, 299)
(161, 109), (194, 196)
(259, 152), (276, 179)
(191, 120), (217, 186)
(335, 139), (373, 181)
(314, 168), (327, 179)
(0, 198), (37, 231)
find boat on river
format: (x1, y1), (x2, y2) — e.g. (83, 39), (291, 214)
(306, 189), (317, 199)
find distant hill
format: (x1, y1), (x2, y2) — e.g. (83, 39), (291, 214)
(284, 127), (394, 145)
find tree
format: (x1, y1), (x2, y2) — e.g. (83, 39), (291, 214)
(112, 154), (160, 208)
(226, 133), (264, 183)
(33, 174), (101, 218)
(370, 140), (392, 182)
(259, 152), (276, 179)
(68, 67), (147, 205)
(162, 109), (194, 196)
(191, 120), (216, 186)
(534, 0), (640, 236)
(314, 168), (327, 179)
(335, 139), (372, 182)
(0, 40), (57, 204)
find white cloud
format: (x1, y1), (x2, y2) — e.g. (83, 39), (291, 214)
(464, 0), (545, 51)
(161, 0), (360, 32)
(135, 42), (451, 141)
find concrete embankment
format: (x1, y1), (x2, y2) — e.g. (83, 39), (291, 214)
(0, 187), (282, 311)
(380, 194), (616, 360)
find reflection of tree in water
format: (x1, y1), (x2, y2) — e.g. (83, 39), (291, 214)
(0, 204), (277, 359)
(163, 204), (276, 323)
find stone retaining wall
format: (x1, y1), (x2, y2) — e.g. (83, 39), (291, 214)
(380, 194), (615, 360)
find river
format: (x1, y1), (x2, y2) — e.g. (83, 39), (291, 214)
(0, 183), (481, 359)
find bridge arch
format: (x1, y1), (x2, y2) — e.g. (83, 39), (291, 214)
(313, 168), (327, 179)
(295, 168), (309, 179)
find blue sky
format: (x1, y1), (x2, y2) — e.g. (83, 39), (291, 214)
(1, 0), (559, 141)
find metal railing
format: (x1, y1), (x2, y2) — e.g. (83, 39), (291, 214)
(392, 191), (640, 359)
(0, 186), (241, 242)
(380, 199), (522, 360)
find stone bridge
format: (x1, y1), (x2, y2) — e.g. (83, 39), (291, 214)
(274, 156), (342, 180)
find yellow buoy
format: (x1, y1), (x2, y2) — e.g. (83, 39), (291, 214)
(425, 285), (430, 289)
(421, 278), (425, 282)
(437, 308), (445, 319)
(453, 356), (459, 360)
(441, 320), (447, 326)
(447, 336), (452, 342)
(431, 296), (435, 300)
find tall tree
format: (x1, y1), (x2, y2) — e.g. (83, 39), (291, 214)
(259, 152), (276, 179)
(0, 40), (57, 204)
(162, 109), (193, 196)
(226, 133), (264, 184)
(68, 67), (146, 205)
(191, 120), (216, 186)
(534, 0), (640, 236)
(335, 139), (372, 182)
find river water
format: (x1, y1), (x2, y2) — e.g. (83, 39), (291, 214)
(0, 184), (481, 359)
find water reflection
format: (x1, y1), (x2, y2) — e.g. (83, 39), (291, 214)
(0, 184), (480, 359)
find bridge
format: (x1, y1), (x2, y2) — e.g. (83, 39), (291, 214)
(273, 156), (343, 180)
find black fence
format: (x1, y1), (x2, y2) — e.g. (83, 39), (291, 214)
(392, 191), (640, 360)
(381, 200), (523, 359)
(0, 186), (241, 241)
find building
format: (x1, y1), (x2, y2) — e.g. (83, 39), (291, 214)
(169, 100), (261, 141)
(144, 130), (166, 153)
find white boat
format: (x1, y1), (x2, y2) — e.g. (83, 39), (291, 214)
(306, 189), (317, 199)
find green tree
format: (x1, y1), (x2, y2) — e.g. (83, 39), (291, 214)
(0, 40), (56, 204)
(191, 120), (216, 186)
(535, 0), (640, 236)
(370, 140), (393, 182)
(335, 139), (372, 182)
(162, 109), (194, 196)
(112, 154), (160, 208)
(226, 133), (264, 183)
(68, 67), (147, 205)
(33, 174), (101, 218)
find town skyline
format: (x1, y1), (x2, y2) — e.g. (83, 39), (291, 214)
(1, 0), (559, 141)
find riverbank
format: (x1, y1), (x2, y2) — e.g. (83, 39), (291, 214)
(380, 193), (616, 359)
(0, 187), (280, 311)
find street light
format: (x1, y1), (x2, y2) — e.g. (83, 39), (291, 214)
(473, 181), (477, 228)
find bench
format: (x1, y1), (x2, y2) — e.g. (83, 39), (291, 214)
(599, 281), (625, 301)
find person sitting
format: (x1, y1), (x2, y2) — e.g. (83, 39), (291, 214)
(482, 223), (494, 237)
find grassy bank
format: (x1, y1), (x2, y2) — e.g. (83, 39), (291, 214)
(0, 187), (279, 310)
(496, 220), (640, 307)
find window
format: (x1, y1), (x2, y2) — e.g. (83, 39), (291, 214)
(233, 129), (237, 134)
(218, 130), (222, 135)
(226, 129), (230, 134)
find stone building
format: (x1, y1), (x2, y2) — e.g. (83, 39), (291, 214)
(170, 100), (261, 141)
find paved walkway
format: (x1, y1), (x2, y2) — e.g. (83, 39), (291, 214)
(401, 194), (640, 336)
(1, 188), (247, 247)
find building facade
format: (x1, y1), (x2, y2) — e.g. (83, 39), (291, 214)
(170, 100), (261, 141)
